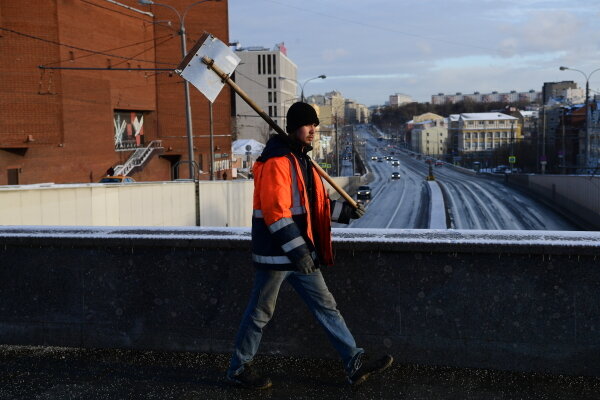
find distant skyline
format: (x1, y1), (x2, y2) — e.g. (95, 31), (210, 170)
(229, 0), (600, 107)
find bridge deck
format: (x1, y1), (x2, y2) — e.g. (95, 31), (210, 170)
(2, 345), (599, 399)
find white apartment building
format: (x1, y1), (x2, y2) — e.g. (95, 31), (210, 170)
(389, 93), (413, 107)
(234, 45), (298, 144)
(410, 113), (448, 156)
(546, 87), (586, 106)
(432, 90), (541, 105)
(450, 113), (521, 153)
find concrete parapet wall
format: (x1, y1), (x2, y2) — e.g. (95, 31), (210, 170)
(1, 226), (600, 376)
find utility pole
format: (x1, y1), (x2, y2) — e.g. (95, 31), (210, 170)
(561, 107), (567, 175)
(335, 114), (340, 177)
(351, 125), (355, 175)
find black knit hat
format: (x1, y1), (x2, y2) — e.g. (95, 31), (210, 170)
(286, 102), (319, 134)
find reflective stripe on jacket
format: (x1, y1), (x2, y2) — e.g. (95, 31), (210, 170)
(251, 151), (334, 270)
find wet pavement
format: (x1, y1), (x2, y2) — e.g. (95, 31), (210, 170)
(1, 345), (599, 399)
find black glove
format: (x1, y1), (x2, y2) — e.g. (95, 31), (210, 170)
(296, 253), (316, 274)
(350, 203), (366, 219)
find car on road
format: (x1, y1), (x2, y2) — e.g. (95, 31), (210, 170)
(391, 160), (400, 167)
(385, 156), (392, 161)
(390, 172), (401, 180)
(357, 185), (372, 200)
(377, 157), (384, 162)
(435, 160), (444, 167)
(98, 175), (136, 183)
(371, 156), (378, 161)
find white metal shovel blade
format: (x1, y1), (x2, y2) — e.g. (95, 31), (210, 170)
(176, 32), (240, 103)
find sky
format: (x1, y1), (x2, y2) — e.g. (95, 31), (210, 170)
(228, 0), (600, 107)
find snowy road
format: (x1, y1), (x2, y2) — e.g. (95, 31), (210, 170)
(343, 126), (578, 231)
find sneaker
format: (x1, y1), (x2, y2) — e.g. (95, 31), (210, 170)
(227, 366), (272, 390)
(347, 354), (393, 386)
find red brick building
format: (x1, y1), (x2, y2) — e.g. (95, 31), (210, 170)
(0, 0), (231, 185)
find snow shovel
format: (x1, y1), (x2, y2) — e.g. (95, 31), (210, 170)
(175, 32), (358, 209)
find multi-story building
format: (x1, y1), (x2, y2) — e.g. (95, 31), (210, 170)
(389, 93), (413, 107)
(344, 100), (370, 124)
(233, 44), (297, 144)
(542, 81), (580, 105)
(432, 90), (541, 105)
(450, 113), (521, 153)
(0, 0), (230, 184)
(410, 113), (448, 157)
(306, 91), (345, 163)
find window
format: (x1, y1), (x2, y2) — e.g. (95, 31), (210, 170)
(262, 55), (266, 75)
(273, 78), (277, 89)
(267, 54), (272, 74)
(273, 56), (276, 74)
(269, 106), (272, 117)
(479, 121), (485, 125)
(268, 92), (272, 102)
(274, 106), (277, 117)
(267, 78), (271, 89)
(257, 55), (261, 74)
(273, 92), (277, 103)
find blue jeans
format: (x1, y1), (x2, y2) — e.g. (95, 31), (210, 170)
(227, 269), (364, 376)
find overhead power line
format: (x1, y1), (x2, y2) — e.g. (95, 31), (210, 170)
(42, 33), (173, 67)
(262, 0), (501, 54)
(0, 26), (176, 66)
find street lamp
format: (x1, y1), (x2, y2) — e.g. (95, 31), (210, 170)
(300, 75), (326, 102)
(559, 65), (600, 171)
(139, 0), (220, 179)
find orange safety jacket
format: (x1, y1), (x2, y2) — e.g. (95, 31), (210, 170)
(251, 136), (338, 270)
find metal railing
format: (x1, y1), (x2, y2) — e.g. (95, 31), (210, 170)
(114, 140), (163, 176)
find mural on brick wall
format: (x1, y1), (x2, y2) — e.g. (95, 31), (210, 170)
(114, 111), (145, 150)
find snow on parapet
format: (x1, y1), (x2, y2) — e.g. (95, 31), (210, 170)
(1, 226), (599, 248)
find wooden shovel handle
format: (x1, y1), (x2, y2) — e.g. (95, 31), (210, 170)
(201, 56), (358, 208)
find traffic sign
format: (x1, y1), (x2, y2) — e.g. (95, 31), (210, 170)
(508, 156), (516, 164)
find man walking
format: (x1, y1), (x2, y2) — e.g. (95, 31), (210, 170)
(226, 102), (393, 389)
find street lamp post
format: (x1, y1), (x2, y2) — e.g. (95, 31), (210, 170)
(300, 75), (326, 102)
(559, 66), (600, 171)
(139, 0), (219, 179)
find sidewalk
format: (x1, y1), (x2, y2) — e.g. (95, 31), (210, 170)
(1, 345), (599, 399)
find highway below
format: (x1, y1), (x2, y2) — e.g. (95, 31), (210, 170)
(341, 126), (578, 231)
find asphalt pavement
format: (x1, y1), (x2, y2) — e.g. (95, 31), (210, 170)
(1, 345), (599, 399)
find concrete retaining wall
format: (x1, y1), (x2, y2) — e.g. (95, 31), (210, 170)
(1, 226), (600, 376)
(0, 177), (359, 228)
(506, 174), (600, 230)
